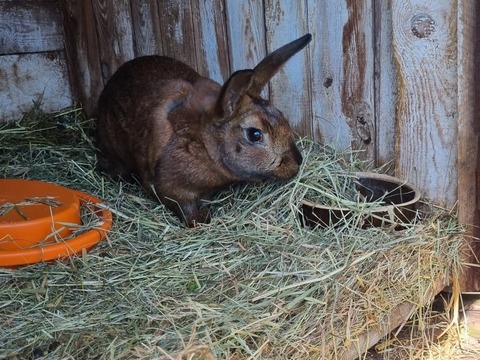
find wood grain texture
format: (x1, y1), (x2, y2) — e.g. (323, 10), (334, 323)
(0, 1), (64, 55)
(92, 0), (135, 81)
(308, 1), (350, 146)
(61, 0), (103, 116)
(374, 0), (397, 171)
(308, 1), (374, 162)
(341, 0), (375, 162)
(457, 0), (477, 228)
(456, 0), (480, 291)
(156, 1), (197, 69)
(130, 0), (163, 56)
(224, 0), (266, 73)
(264, 0), (312, 136)
(0, 53), (72, 121)
(392, 1), (458, 207)
(191, 0), (230, 83)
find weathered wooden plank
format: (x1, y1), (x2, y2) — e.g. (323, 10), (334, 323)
(92, 0), (135, 81)
(0, 1), (64, 55)
(129, 0), (231, 82)
(308, 2), (349, 146)
(374, 0), (397, 171)
(0, 52), (72, 122)
(340, 1), (375, 161)
(264, 0), (312, 136)
(392, 1), (458, 207)
(335, 277), (448, 360)
(156, 1), (197, 69)
(457, 0), (477, 230)
(61, 0), (103, 116)
(191, 0), (230, 83)
(456, 0), (480, 291)
(224, 0), (266, 74)
(130, 0), (163, 56)
(308, 0), (375, 162)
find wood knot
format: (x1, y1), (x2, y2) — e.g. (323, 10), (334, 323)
(411, 13), (435, 38)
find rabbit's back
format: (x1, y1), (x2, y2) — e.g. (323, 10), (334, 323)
(95, 56), (220, 184)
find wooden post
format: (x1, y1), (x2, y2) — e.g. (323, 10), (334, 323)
(457, 0), (480, 291)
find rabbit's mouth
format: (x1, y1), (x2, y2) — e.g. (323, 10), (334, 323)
(272, 161), (300, 180)
(272, 147), (302, 180)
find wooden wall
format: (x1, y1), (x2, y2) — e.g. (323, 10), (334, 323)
(1, 1), (478, 287)
(0, 0), (72, 121)
(59, 0), (476, 210)
(61, 0), (377, 159)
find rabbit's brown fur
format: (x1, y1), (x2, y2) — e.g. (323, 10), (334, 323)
(96, 34), (311, 226)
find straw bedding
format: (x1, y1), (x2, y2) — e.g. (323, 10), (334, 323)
(0, 107), (464, 359)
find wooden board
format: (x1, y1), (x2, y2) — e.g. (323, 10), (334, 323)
(191, 0), (230, 83)
(308, 2), (348, 146)
(0, 0), (69, 122)
(224, 1), (266, 72)
(264, 0), (312, 136)
(0, 52), (72, 122)
(391, 1), (459, 207)
(155, 1), (197, 69)
(224, 0), (268, 97)
(91, 0), (135, 80)
(307, 1), (375, 162)
(61, 0), (103, 116)
(130, 0), (163, 57)
(374, 1), (397, 171)
(336, 277), (448, 359)
(456, 0), (480, 291)
(0, 1), (63, 54)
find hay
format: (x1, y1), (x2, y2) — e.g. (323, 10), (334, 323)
(0, 106), (464, 359)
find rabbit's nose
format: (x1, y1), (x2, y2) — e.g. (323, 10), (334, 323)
(275, 144), (302, 179)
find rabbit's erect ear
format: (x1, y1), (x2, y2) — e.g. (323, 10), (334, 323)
(218, 69), (254, 118)
(247, 33), (312, 97)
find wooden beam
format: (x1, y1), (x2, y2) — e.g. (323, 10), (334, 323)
(457, 0), (480, 291)
(374, 0), (397, 171)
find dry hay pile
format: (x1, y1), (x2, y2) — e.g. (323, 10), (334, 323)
(0, 107), (464, 359)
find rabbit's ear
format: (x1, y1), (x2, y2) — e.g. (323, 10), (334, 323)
(247, 33), (312, 97)
(218, 69), (254, 118)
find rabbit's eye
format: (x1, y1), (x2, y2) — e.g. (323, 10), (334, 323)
(246, 128), (263, 143)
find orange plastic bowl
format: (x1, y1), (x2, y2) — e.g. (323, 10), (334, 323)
(0, 179), (112, 267)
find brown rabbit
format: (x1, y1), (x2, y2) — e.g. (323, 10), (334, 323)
(96, 34), (312, 226)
